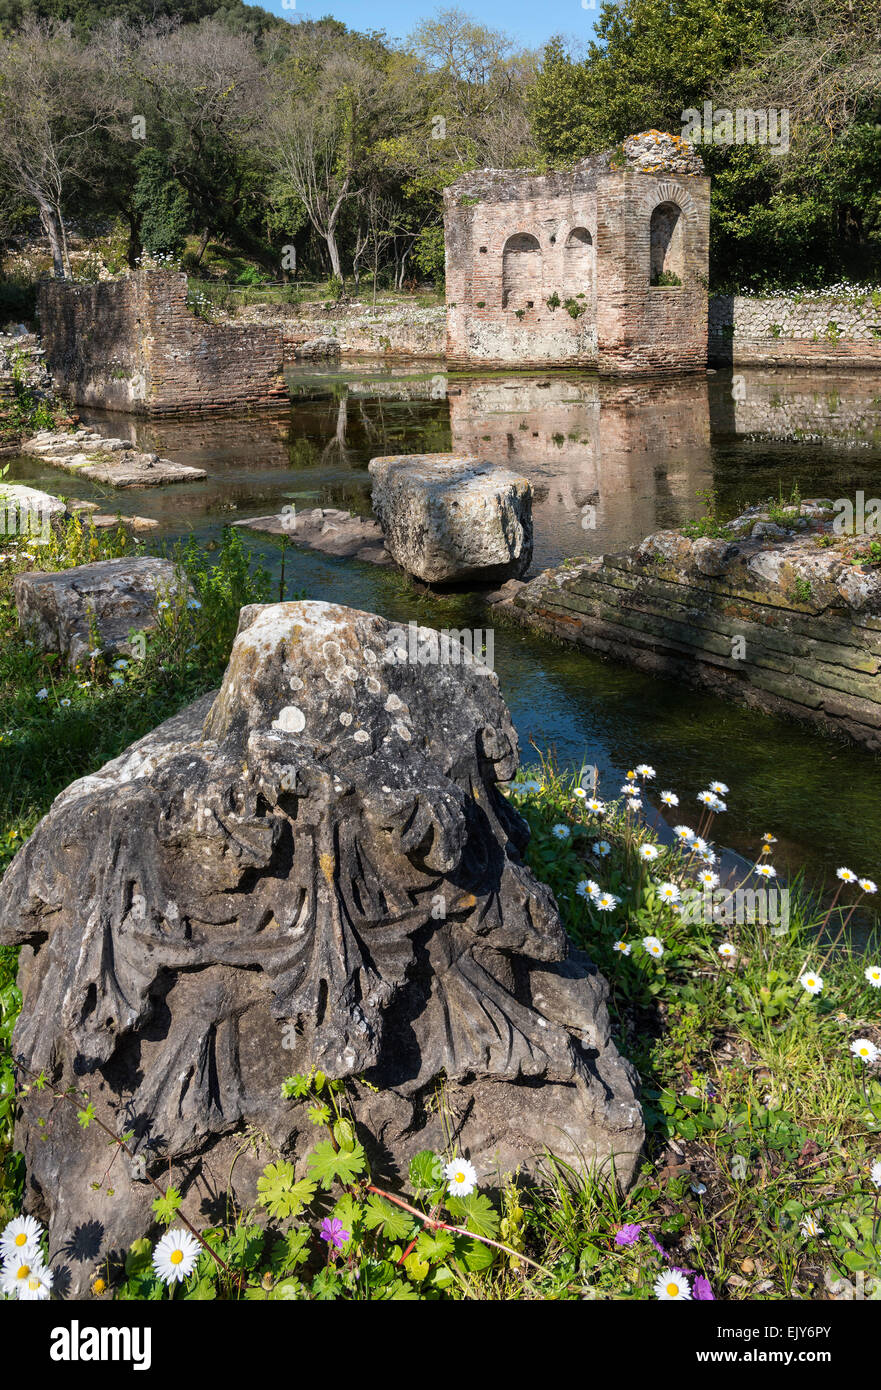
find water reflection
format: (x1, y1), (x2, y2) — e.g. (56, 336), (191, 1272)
(7, 362), (881, 883)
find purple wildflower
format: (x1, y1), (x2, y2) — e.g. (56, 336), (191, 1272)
(319, 1216), (350, 1250)
(693, 1275), (715, 1300)
(614, 1223), (642, 1246)
(646, 1231), (669, 1259)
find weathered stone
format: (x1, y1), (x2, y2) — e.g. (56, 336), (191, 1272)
(0, 600), (642, 1293)
(0, 483), (67, 540)
(23, 429), (206, 488)
(369, 453), (533, 583)
(234, 507), (394, 565)
(293, 336), (342, 359)
(14, 555), (190, 667)
(504, 512), (881, 749)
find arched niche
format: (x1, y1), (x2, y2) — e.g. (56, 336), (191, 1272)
(563, 226), (593, 301)
(502, 232), (541, 309)
(650, 202), (685, 286)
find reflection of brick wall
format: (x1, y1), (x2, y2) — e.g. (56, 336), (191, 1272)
(444, 161), (710, 375)
(38, 272), (288, 415)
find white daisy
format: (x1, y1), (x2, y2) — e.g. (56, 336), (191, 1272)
(621, 784), (640, 797)
(660, 791), (679, 807)
(595, 892), (619, 912)
(755, 863), (777, 879)
(627, 798), (643, 812)
(709, 781), (729, 796)
(697, 790), (716, 806)
(850, 1038), (879, 1064)
(188, 599), (202, 610)
(697, 870), (719, 889)
(586, 798), (606, 815)
(800, 1213), (823, 1239)
(573, 787), (587, 799)
(17, 1265), (53, 1300)
(858, 878), (877, 894)
(576, 879), (600, 900)
(762, 833), (777, 845)
(654, 1269), (692, 1300)
(613, 940), (631, 955)
(837, 867), (857, 884)
(0, 1215), (43, 1262)
(552, 824), (570, 840)
(113, 659), (128, 670)
(643, 935), (664, 958)
(692, 837), (710, 855)
(657, 882), (680, 904)
(636, 764), (656, 780)
(865, 965), (881, 988)
(592, 840), (612, 857)
(718, 942), (736, 958)
(36, 688), (48, 701)
(444, 1157), (477, 1197)
(800, 971), (823, 995)
(673, 825), (695, 843)
(1, 1253), (49, 1298)
(638, 844), (659, 862)
(513, 779), (541, 796)
(152, 1229), (201, 1284)
(870, 1160), (881, 1188)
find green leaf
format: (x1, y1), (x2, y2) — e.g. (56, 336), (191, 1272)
(307, 1139), (367, 1190)
(268, 1227), (310, 1275)
(125, 1237), (154, 1279)
(362, 1193), (413, 1241)
(415, 1229), (456, 1263)
(333, 1117), (356, 1151)
(408, 1149), (444, 1192)
(308, 1102), (332, 1127)
(256, 1162), (317, 1220)
(151, 1186), (182, 1225)
(446, 1192), (500, 1239)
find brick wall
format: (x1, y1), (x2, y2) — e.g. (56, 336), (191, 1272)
(444, 160), (710, 375)
(38, 271), (288, 415)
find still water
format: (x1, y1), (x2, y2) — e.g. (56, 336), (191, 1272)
(8, 362), (881, 885)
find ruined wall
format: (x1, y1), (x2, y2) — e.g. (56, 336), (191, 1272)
(504, 524), (881, 750)
(38, 272), (288, 415)
(709, 294), (881, 369)
(444, 156), (710, 374)
(595, 172), (710, 375)
(444, 162), (601, 369)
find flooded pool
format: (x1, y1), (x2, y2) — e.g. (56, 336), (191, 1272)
(7, 361), (881, 885)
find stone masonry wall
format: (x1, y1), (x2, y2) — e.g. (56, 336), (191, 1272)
(595, 171), (711, 375)
(444, 154), (710, 375)
(709, 293), (881, 368)
(504, 518), (881, 750)
(238, 301), (446, 360)
(38, 271), (288, 415)
(444, 162), (602, 369)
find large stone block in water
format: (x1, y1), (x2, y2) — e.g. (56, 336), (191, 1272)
(0, 601), (642, 1293)
(14, 555), (189, 667)
(368, 453), (533, 582)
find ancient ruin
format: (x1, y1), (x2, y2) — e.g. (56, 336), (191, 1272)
(444, 131), (710, 374)
(0, 601), (643, 1294)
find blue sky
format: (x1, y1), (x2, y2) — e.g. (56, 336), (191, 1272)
(252, 0), (601, 52)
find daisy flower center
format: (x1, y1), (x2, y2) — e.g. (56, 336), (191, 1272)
(17, 1264), (30, 1279)
(14, 1232), (27, 1247)
(170, 1249), (184, 1265)
(454, 1172), (465, 1184)
(666, 1282), (679, 1296)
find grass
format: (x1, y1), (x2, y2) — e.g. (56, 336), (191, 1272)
(0, 535), (879, 1299)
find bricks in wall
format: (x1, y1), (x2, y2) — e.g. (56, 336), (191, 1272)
(37, 272), (288, 415)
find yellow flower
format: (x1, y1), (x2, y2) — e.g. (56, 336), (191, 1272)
(92, 1276), (106, 1295)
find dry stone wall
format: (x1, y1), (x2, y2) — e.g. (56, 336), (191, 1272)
(709, 293), (881, 369)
